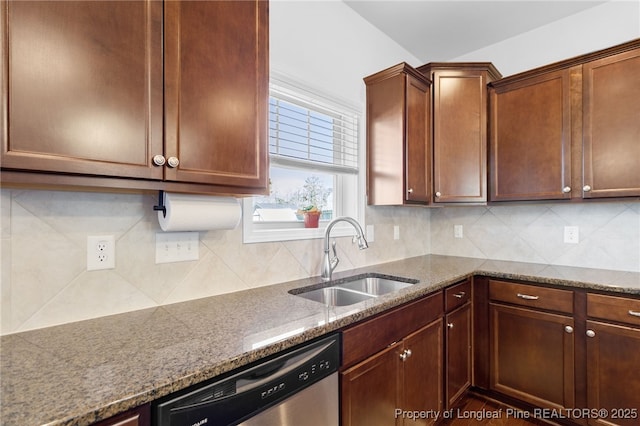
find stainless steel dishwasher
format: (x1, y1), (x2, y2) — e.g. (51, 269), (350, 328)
(152, 333), (340, 426)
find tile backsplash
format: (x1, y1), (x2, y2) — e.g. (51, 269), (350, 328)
(1, 189), (638, 334)
(0, 189), (429, 334)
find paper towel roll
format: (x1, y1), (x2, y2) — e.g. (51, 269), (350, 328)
(158, 193), (242, 232)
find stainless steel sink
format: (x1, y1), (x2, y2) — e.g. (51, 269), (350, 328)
(291, 274), (418, 307)
(294, 286), (376, 306)
(336, 276), (414, 295)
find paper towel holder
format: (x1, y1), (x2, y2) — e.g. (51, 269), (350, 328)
(153, 191), (166, 218)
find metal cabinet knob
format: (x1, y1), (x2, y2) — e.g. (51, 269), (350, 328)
(152, 155), (166, 166)
(447, 323), (454, 329)
(564, 325), (574, 334)
(167, 157), (180, 168)
(407, 188), (414, 194)
(435, 191), (441, 197)
(583, 185), (592, 192)
(399, 348), (413, 361)
(562, 186), (571, 193)
(586, 330), (596, 338)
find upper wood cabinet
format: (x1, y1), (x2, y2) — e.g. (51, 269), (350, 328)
(164, 0), (268, 190)
(582, 47), (640, 198)
(489, 38), (640, 202)
(418, 63), (501, 204)
(489, 68), (575, 202)
(1, 0), (268, 195)
(1, 0), (164, 180)
(365, 63), (431, 205)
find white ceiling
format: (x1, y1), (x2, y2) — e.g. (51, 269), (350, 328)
(343, 1), (608, 62)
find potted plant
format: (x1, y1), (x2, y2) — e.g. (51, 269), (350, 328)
(293, 176), (331, 228)
(297, 205), (322, 228)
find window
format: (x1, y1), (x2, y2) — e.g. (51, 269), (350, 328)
(243, 73), (363, 243)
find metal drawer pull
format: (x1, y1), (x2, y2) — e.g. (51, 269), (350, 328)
(453, 291), (466, 299)
(629, 310), (640, 317)
(517, 293), (539, 300)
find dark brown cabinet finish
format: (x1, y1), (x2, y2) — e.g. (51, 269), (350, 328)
(445, 302), (472, 409)
(1, 0), (268, 195)
(418, 63), (501, 204)
(488, 280), (575, 411)
(444, 279), (472, 409)
(365, 63), (431, 205)
(341, 343), (403, 426)
(164, 0), (268, 189)
(1, 0), (164, 179)
(489, 68), (574, 201)
(341, 291), (444, 426)
(489, 303), (575, 411)
(585, 293), (640, 426)
(92, 404), (150, 426)
(489, 38), (640, 203)
(582, 47), (640, 198)
(341, 319), (443, 426)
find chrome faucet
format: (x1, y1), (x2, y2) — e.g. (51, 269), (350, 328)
(321, 216), (369, 282)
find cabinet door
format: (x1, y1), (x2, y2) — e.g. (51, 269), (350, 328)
(341, 343), (402, 426)
(489, 69), (573, 201)
(402, 319), (443, 425)
(432, 70), (488, 203)
(582, 48), (640, 198)
(92, 404), (150, 426)
(445, 303), (472, 409)
(1, 1), (163, 179)
(164, 0), (268, 190)
(405, 74), (431, 204)
(586, 320), (640, 426)
(490, 303), (575, 410)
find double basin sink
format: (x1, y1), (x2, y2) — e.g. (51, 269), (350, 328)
(290, 274), (418, 307)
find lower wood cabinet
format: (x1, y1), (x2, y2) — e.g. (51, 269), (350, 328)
(92, 404), (149, 426)
(488, 279), (575, 411)
(444, 279), (472, 408)
(340, 291), (444, 426)
(489, 303), (575, 410)
(585, 293), (640, 426)
(341, 319), (443, 426)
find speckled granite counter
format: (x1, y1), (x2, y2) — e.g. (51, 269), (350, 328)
(2, 255), (639, 425)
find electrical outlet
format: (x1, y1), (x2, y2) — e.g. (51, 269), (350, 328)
(87, 235), (115, 271)
(393, 225), (400, 240)
(454, 224), (464, 239)
(564, 226), (579, 244)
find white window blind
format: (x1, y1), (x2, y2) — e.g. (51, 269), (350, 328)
(269, 83), (359, 174)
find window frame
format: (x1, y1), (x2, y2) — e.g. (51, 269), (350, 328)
(242, 71), (365, 244)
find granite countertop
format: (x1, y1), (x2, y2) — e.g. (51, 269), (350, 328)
(2, 255), (639, 426)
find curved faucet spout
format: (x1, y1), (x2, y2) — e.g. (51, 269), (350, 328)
(321, 217), (369, 282)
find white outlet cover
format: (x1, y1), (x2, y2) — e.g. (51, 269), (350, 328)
(87, 235), (115, 271)
(564, 226), (579, 244)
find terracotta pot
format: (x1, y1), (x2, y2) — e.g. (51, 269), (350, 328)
(303, 211), (321, 228)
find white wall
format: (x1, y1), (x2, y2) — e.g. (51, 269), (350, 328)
(453, 0), (640, 76)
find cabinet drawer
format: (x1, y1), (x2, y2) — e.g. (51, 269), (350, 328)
(445, 279), (471, 311)
(341, 291), (443, 368)
(489, 280), (573, 314)
(588, 293), (640, 327)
